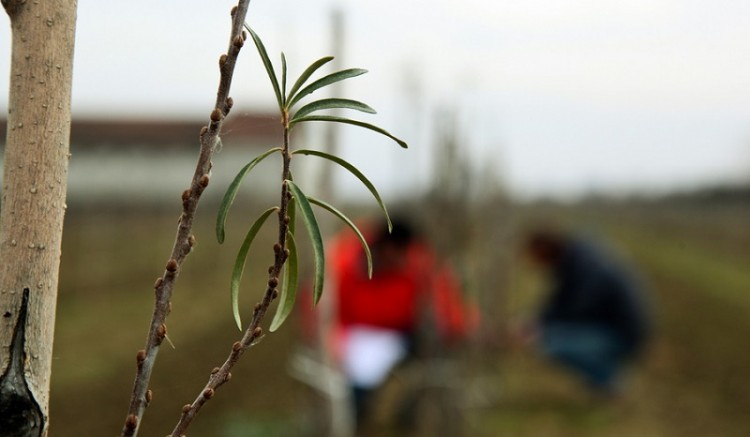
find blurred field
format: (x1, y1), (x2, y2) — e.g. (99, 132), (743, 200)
(48, 198), (750, 436)
(473, 200), (750, 437)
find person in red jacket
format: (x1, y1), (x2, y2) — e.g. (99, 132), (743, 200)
(326, 217), (475, 426)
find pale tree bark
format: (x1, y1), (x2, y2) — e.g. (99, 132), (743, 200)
(0, 1), (77, 436)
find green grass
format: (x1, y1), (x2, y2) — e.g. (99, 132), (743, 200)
(468, 203), (750, 437)
(50, 209), (305, 436)
(46, 202), (750, 436)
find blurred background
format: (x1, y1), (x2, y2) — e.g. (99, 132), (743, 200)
(2, 0), (749, 435)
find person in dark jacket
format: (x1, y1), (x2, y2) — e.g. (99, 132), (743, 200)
(522, 228), (651, 393)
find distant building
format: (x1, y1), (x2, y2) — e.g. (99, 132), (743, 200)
(0, 112), (294, 206)
(1, 113), (282, 150)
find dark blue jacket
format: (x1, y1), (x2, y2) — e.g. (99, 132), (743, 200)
(540, 238), (651, 354)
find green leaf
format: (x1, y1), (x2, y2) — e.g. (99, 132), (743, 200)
(286, 190), (297, 235)
(281, 52), (288, 107)
(293, 149), (393, 232)
(286, 180), (326, 304)
(231, 207), (278, 331)
(244, 24), (283, 111)
(269, 197), (297, 331)
(291, 98), (376, 122)
(308, 196), (373, 278)
(286, 56), (334, 108)
(287, 68), (367, 110)
(290, 115), (407, 149)
(270, 230), (299, 332)
(216, 147), (281, 244)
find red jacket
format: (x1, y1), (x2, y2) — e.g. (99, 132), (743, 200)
(329, 225), (474, 343)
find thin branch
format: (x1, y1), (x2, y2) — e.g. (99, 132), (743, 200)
(120, 2), (252, 436)
(170, 110), (294, 436)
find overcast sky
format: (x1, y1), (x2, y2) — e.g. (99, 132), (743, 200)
(2, 0), (750, 199)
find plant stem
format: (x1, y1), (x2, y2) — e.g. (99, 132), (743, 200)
(170, 112), (294, 435)
(120, 2), (251, 436)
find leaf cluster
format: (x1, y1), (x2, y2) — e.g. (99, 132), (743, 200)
(216, 24), (407, 331)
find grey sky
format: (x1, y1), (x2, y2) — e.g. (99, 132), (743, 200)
(2, 0), (749, 199)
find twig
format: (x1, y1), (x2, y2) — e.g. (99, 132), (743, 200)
(120, 2), (252, 436)
(170, 102), (294, 437)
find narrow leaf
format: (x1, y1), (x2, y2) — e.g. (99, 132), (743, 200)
(281, 52), (288, 107)
(231, 207), (278, 331)
(292, 98), (376, 122)
(308, 196), (373, 278)
(287, 192), (297, 235)
(270, 198), (297, 331)
(290, 115), (407, 149)
(286, 180), (326, 304)
(270, 230), (299, 332)
(216, 147), (281, 244)
(287, 68), (367, 110)
(244, 24), (283, 111)
(293, 149), (393, 232)
(286, 56), (334, 107)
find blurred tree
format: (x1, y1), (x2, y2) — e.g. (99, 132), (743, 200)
(0, 1), (77, 435)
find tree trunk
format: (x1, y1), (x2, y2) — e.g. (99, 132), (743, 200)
(0, 1), (77, 435)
